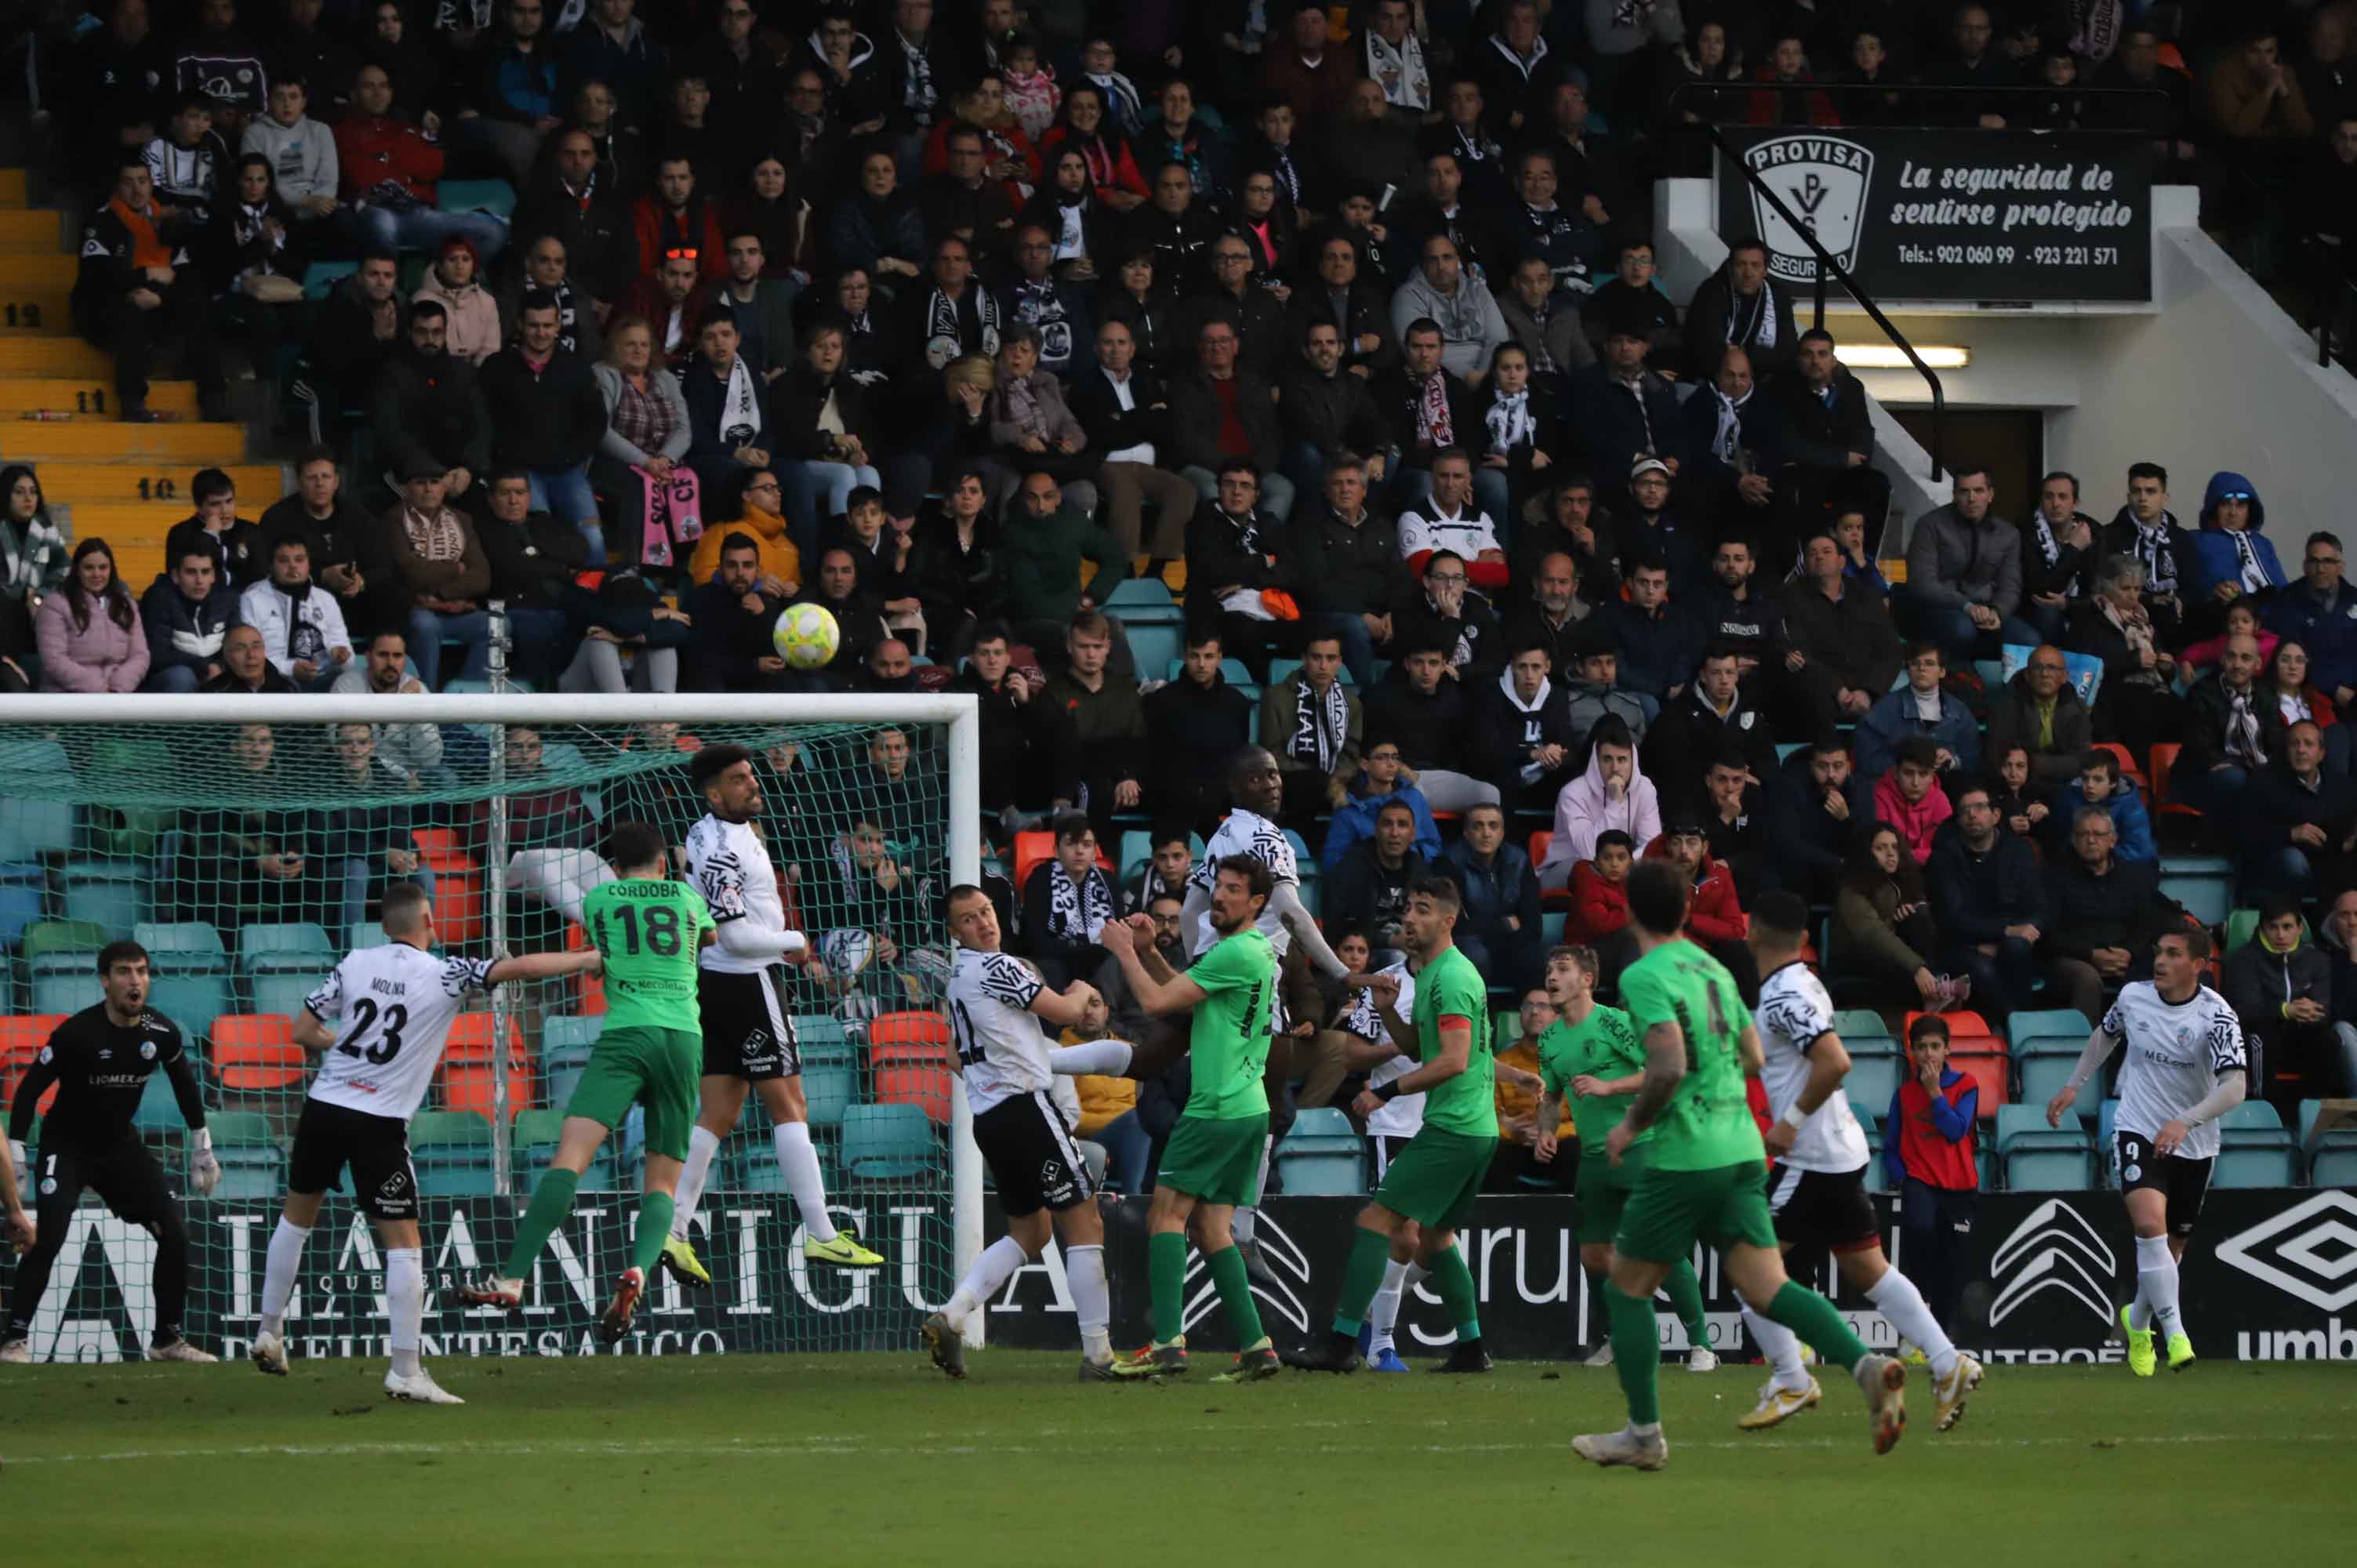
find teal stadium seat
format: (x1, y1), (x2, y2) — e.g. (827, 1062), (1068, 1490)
(1277, 1106), (1366, 1195)
(1997, 1103), (2093, 1190)
(63, 860), (144, 935)
(840, 1103), (936, 1181)
(2214, 1101), (2298, 1187)
(208, 1112), (285, 1200)
(410, 1110), (497, 1196)
(238, 922), (336, 973)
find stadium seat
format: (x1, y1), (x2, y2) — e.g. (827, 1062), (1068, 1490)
(2148, 742), (2196, 821)
(207, 1111), (284, 1200)
(134, 922), (229, 967)
(440, 1058), (532, 1120)
(1102, 577), (1177, 613)
(134, 1069), (186, 1134)
(302, 259), (358, 299)
(21, 918), (105, 968)
(349, 922), (390, 950)
(2214, 1100), (2298, 1185)
(873, 1062), (953, 1124)
(540, 1014), (601, 1104)
(1843, 1054), (1903, 1120)
(1948, 1051), (2010, 1116)
(867, 1011), (953, 1067)
(438, 177), (517, 218)
(1997, 1103), (2093, 1190)
(410, 1110), (497, 1196)
(0, 1014), (64, 1116)
(2017, 1047), (2089, 1112)
(31, 970), (98, 1015)
(149, 974), (234, 1040)
(209, 1015), (303, 1094)
(251, 972), (325, 1023)
(62, 860), (144, 935)
(444, 1012), (516, 1066)
(0, 869), (44, 952)
(0, 798), (74, 861)
(801, 1061), (857, 1127)
(1832, 1008), (1892, 1042)
(238, 922), (336, 972)
(511, 1107), (612, 1188)
(2007, 1008), (2092, 1052)
(1124, 622), (1183, 681)
(840, 1103), (937, 1181)
(2158, 855), (2234, 928)
(1277, 1109), (1368, 1194)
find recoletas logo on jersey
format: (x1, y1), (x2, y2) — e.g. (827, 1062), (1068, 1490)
(1742, 133), (1875, 284)
(2216, 1190), (2357, 1312)
(1988, 1197), (2116, 1327)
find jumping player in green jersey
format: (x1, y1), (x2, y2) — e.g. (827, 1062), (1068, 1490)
(1286, 874), (1498, 1374)
(463, 822), (717, 1342)
(1531, 944), (1716, 1371)
(1574, 862), (1906, 1471)
(1102, 855), (1283, 1382)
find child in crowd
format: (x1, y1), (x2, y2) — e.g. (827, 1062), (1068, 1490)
(1990, 742), (2047, 840)
(1568, 829), (1633, 944)
(2045, 746), (2156, 862)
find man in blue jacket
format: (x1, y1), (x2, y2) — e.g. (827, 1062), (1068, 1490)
(2042, 748), (2157, 864)
(1855, 641), (1981, 780)
(1320, 737), (1442, 870)
(2183, 470), (2288, 606)
(136, 545), (244, 694)
(2264, 528), (2357, 706)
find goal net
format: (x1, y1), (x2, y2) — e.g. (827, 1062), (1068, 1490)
(0, 691), (982, 1363)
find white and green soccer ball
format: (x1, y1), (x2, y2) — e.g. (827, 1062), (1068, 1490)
(772, 602), (841, 670)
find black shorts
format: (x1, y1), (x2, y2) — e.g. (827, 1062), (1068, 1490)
(1765, 1162), (1883, 1265)
(32, 1132), (176, 1231)
(2115, 1131), (2214, 1236)
(698, 966), (802, 1083)
(974, 1091), (1093, 1218)
(289, 1098), (418, 1221)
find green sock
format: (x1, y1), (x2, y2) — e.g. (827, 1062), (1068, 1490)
(1429, 1244), (1481, 1341)
(631, 1190), (675, 1277)
(1605, 1283), (1662, 1426)
(1766, 1279), (1868, 1373)
(1330, 1226), (1393, 1335)
(1663, 1257), (1709, 1347)
(1149, 1231), (1187, 1343)
(501, 1167), (579, 1280)
(1204, 1245), (1265, 1346)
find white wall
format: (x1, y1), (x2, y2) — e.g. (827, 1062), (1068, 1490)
(1660, 178), (2357, 551)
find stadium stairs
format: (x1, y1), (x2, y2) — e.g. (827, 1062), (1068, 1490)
(0, 163), (284, 585)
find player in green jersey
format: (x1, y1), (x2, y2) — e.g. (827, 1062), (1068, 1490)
(1286, 874), (1498, 1374)
(1573, 862), (1906, 1471)
(1100, 855), (1284, 1381)
(1531, 945), (1716, 1371)
(463, 822), (717, 1342)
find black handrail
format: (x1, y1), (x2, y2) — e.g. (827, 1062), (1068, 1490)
(1697, 119), (1948, 484)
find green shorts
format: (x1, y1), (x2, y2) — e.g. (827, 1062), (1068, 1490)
(1575, 1143), (1656, 1248)
(1614, 1159), (1778, 1265)
(1375, 1126), (1498, 1234)
(1157, 1112), (1269, 1207)
(562, 1025), (700, 1162)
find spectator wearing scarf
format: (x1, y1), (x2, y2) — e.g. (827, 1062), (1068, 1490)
(1020, 811), (1120, 990)
(2185, 470), (2289, 603)
(1259, 642), (1364, 822)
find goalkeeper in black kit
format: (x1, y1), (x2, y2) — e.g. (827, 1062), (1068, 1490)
(1, 942), (222, 1363)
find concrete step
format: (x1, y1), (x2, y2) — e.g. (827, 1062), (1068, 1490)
(0, 419), (246, 462)
(0, 256), (78, 289)
(0, 209), (63, 250)
(0, 291), (71, 334)
(31, 461), (282, 506)
(0, 336), (110, 374)
(0, 171), (28, 207)
(0, 379), (198, 417)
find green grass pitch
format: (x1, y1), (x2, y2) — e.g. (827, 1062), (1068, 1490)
(10, 1354), (2353, 1565)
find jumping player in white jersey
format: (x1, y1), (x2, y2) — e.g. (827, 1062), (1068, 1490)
(249, 883), (605, 1403)
(2047, 924), (2246, 1375)
(922, 885), (1110, 1380)
(664, 744), (885, 1284)
(1738, 893), (1986, 1432)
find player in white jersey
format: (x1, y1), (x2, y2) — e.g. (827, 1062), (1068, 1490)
(2047, 924), (2246, 1376)
(249, 883), (605, 1403)
(921, 885), (1111, 1380)
(1737, 894), (1986, 1432)
(664, 745), (886, 1285)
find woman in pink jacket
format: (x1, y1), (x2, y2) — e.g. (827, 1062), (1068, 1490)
(412, 235), (503, 364)
(36, 539), (147, 692)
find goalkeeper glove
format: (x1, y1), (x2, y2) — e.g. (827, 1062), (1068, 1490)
(189, 1127), (221, 1197)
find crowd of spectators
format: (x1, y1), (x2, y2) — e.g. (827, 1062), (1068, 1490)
(17, 0), (2357, 1178)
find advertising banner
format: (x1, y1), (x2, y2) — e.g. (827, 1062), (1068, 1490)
(1715, 128), (2152, 303)
(22, 1190), (2357, 1363)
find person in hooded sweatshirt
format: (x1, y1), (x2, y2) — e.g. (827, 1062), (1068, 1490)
(1143, 630), (1255, 833)
(1538, 715), (1659, 890)
(412, 234), (501, 364)
(240, 77), (340, 245)
(1473, 639), (1578, 810)
(2184, 470), (2289, 638)
(1871, 736), (1953, 865)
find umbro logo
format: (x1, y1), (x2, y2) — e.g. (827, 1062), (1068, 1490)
(1988, 1198), (2117, 1327)
(2217, 1191), (2357, 1313)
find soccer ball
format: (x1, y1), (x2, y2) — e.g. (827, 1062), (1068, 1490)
(772, 603), (840, 670)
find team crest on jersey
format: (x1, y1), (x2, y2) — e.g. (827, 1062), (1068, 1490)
(140, 1040), (155, 1060)
(35, 1047), (48, 1065)
(38, 1178), (54, 1196)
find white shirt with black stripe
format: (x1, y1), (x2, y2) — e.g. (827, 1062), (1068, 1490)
(2103, 982), (2246, 1162)
(947, 946), (1052, 1116)
(686, 812), (784, 976)
(1753, 960), (1869, 1174)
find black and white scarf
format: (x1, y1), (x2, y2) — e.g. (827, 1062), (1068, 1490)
(715, 355), (760, 445)
(1727, 281), (1779, 350)
(1088, 70), (1143, 134)
(2231, 528), (2269, 591)
(2226, 684), (2268, 766)
(231, 201), (286, 273)
(2128, 513), (2179, 597)
(1415, 371), (1455, 447)
(1268, 144), (1302, 206)
(2030, 510), (2061, 569)
(0, 510), (63, 600)
(924, 285), (1000, 369)
(1287, 673), (1349, 772)
(1484, 388), (1534, 455)
(1706, 383), (1749, 466)
(1045, 860), (1114, 944)
(896, 28), (936, 123)
(1364, 27), (1430, 110)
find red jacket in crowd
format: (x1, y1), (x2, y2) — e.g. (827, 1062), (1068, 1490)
(1640, 837), (1747, 945)
(336, 113), (445, 206)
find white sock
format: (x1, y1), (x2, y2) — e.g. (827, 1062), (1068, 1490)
(386, 1247), (423, 1378)
(1066, 1243), (1113, 1360)
(1744, 1305), (1810, 1391)
(944, 1236), (1033, 1331)
(2126, 1292), (2153, 1331)
(2135, 1234), (2182, 1338)
(1232, 1207), (1258, 1247)
(1367, 1258), (1411, 1352)
(260, 1218), (310, 1338)
(1048, 1040), (1133, 1076)
(774, 1121), (838, 1244)
(1865, 1266), (1959, 1380)
(670, 1125), (722, 1240)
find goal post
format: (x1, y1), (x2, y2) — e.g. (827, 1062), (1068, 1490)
(0, 691), (982, 1363)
